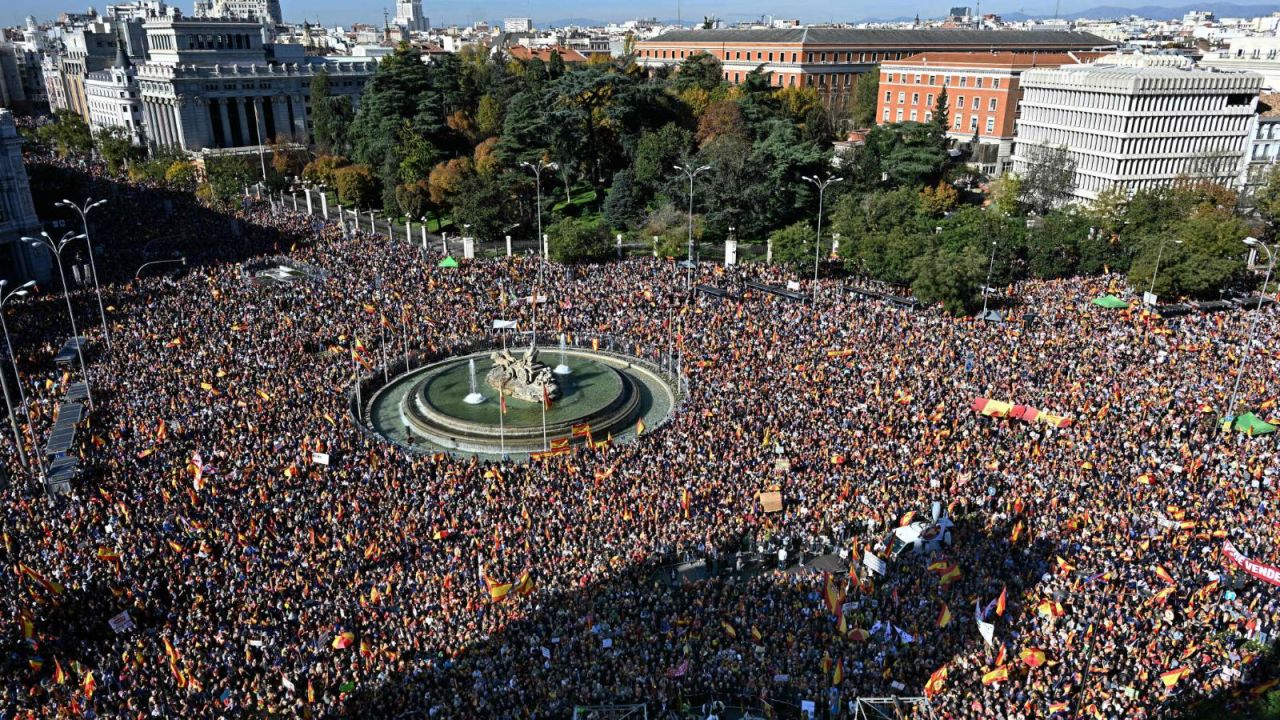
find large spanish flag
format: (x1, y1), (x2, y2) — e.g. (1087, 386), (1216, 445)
(981, 666), (1009, 686)
(1160, 666), (1191, 689)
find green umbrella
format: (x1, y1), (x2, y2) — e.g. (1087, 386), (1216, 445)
(1232, 412), (1277, 436)
(1091, 295), (1129, 309)
(438, 256), (459, 268)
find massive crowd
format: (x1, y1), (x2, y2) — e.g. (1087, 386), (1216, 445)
(1, 156), (1279, 720)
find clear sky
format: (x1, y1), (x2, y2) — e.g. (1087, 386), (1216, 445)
(5, 0), (1099, 29)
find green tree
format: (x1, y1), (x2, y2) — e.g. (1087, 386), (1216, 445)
(865, 122), (949, 188)
(302, 154), (349, 187)
(832, 188), (928, 284)
(94, 126), (140, 174)
(37, 109), (93, 158)
(164, 159), (198, 190)
(475, 94), (504, 138)
(310, 70), (353, 153)
(912, 243), (984, 315)
(547, 217), (612, 263)
(603, 168), (643, 229)
(1126, 206), (1252, 298)
(931, 86), (950, 144)
(672, 52), (724, 93)
(631, 123), (694, 204)
(348, 43), (434, 175)
(919, 182), (959, 216)
(334, 164), (378, 207)
(768, 220), (816, 270)
(1017, 144), (1077, 215)
(451, 170), (516, 242)
(848, 71), (880, 128)
(1026, 210), (1091, 279)
(202, 155), (258, 204)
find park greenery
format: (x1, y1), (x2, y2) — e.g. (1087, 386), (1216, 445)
(25, 45), (1280, 313)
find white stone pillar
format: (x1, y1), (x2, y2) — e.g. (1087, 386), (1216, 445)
(235, 98), (251, 146)
(725, 239), (737, 267)
(440, 232), (448, 255)
(421, 224), (427, 250)
(217, 99), (233, 147)
(766, 236), (773, 265)
(463, 236), (475, 260)
(405, 220), (411, 244)
(505, 235), (512, 257)
(320, 192), (328, 219)
(305, 188), (313, 214)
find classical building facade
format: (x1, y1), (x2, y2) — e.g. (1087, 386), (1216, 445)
(634, 28), (1111, 111)
(193, 0), (282, 26)
(1241, 92), (1280, 201)
(876, 51), (1106, 175)
(1012, 54), (1263, 202)
(132, 18), (375, 152)
(0, 110), (48, 285)
(85, 39), (145, 144)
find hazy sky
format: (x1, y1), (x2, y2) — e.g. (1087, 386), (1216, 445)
(5, 0), (1130, 29)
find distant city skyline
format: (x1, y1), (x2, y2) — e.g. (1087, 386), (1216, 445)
(0, 0), (1228, 28)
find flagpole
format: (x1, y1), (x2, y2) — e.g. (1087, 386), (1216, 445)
(380, 319), (388, 383)
(499, 387), (506, 459)
(400, 304), (409, 370)
(541, 388), (548, 451)
(350, 338), (361, 414)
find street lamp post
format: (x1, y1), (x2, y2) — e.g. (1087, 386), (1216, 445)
(55, 198), (111, 352)
(521, 159), (559, 289)
(1148, 238), (1183, 298)
(673, 164), (711, 292)
(801, 174), (843, 304)
(0, 280), (35, 472)
(1226, 236), (1275, 423)
(23, 232), (93, 411)
(981, 240), (998, 319)
(135, 256), (187, 279)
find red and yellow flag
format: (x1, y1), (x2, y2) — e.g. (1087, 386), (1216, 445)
(937, 602), (952, 628)
(996, 586), (1007, 616)
(982, 666), (1009, 686)
(1160, 666), (1191, 689)
(1020, 647), (1047, 668)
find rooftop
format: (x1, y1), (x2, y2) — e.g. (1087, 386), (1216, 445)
(884, 50), (1110, 69)
(641, 28), (1111, 48)
(507, 44), (588, 63)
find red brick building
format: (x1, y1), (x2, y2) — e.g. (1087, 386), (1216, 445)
(635, 28), (1110, 112)
(876, 51), (1106, 174)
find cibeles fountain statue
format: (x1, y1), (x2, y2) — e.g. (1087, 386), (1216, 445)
(487, 344), (560, 404)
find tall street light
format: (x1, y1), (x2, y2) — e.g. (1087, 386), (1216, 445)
(0, 280), (35, 472)
(1148, 237), (1183, 299)
(980, 240), (998, 320)
(1226, 236), (1274, 424)
(55, 197), (111, 352)
(521, 159), (558, 290)
(23, 232), (94, 411)
(673, 163), (711, 292)
(801, 174), (843, 304)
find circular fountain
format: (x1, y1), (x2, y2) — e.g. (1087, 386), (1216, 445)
(365, 340), (678, 459)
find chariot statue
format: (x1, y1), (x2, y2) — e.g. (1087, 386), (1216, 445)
(487, 344), (560, 403)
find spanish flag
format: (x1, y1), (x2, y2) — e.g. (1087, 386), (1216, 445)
(939, 566), (963, 587)
(1020, 647), (1047, 668)
(1160, 666), (1191, 689)
(937, 602), (952, 628)
(514, 569), (535, 597)
(996, 586), (1007, 616)
(571, 423), (592, 440)
(832, 658), (844, 685)
(17, 564), (64, 595)
(1036, 600), (1065, 618)
(982, 666), (1009, 686)
(53, 657), (67, 684)
(82, 670), (96, 699)
(1048, 700), (1070, 714)
(721, 621), (737, 639)
(635, 418), (645, 436)
(484, 574), (512, 602)
(751, 625), (764, 642)
(923, 666), (948, 697)
(550, 438), (570, 450)
(1154, 565), (1176, 585)
(680, 488), (690, 518)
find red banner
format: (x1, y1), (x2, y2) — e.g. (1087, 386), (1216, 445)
(1223, 540), (1280, 587)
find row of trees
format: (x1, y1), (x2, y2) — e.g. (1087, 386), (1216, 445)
(26, 48), (1277, 313)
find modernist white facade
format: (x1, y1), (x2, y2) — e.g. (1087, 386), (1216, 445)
(1012, 54), (1263, 203)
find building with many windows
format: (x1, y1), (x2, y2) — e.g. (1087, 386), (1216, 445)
(192, 0), (282, 26)
(1241, 92), (1280, 201)
(876, 51), (1106, 175)
(634, 28), (1111, 112)
(84, 34), (145, 144)
(1012, 53), (1262, 203)
(133, 18), (376, 152)
(395, 0), (429, 33)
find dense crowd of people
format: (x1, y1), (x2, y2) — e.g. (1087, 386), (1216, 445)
(1, 156), (1279, 720)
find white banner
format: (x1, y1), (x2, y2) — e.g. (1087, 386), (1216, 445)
(1223, 540), (1280, 587)
(978, 620), (995, 647)
(863, 550), (887, 576)
(108, 610), (135, 634)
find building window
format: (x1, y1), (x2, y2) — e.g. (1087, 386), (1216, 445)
(992, 78), (1000, 88)
(883, 108), (890, 121)
(989, 98), (997, 111)
(959, 76), (967, 87)
(927, 93), (934, 106)
(887, 73), (894, 82)
(885, 90), (891, 102)
(924, 112), (932, 122)
(898, 91), (905, 103)
(896, 109), (903, 120)
(986, 117), (995, 133)
(975, 77), (983, 88)
(912, 93), (919, 104)
(943, 76), (950, 86)
(768, 52), (774, 61)
(970, 115), (978, 130)
(910, 110), (918, 121)
(954, 114), (961, 128)
(928, 74), (936, 84)
(972, 97), (979, 110)
(956, 96), (964, 108)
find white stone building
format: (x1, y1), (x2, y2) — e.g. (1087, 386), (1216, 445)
(193, 0), (282, 26)
(1200, 37), (1280, 91)
(133, 18), (375, 153)
(0, 109), (48, 285)
(84, 39), (145, 144)
(1241, 92), (1280, 201)
(504, 18), (533, 33)
(395, 0), (429, 33)
(1012, 53), (1262, 203)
